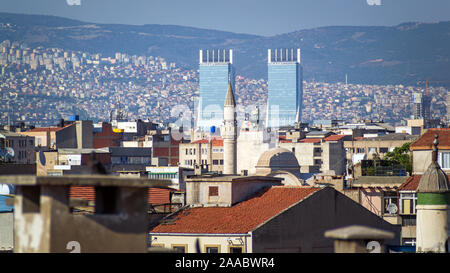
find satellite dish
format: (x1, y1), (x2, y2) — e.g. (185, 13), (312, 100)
(387, 203), (398, 214)
(39, 150), (46, 166)
(5, 147), (14, 159)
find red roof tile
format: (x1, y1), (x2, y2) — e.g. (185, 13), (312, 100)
(324, 135), (346, 141)
(150, 186), (320, 234)
(70, 186), (95, 201)
(398, 174), (450, 191)
(70, 186), (175, 205)
(148, 187), (171, 204)
(410, 128), (450, 150)
(300, 138), (321, 143)
(191, 137), (223, 147)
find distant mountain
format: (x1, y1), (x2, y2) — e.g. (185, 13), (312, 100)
(0, 12), (449, 86)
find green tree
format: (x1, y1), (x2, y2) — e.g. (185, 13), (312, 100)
(384, 142), (412, 174)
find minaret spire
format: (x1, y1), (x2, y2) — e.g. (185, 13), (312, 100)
(222, 82), (237, 175)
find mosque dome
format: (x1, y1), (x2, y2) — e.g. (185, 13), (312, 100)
(256, 148), (300, 169)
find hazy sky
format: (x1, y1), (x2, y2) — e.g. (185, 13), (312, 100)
(1, 0), (450, 36)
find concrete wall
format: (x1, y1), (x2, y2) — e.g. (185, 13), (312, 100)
(75, 121), (93, 149)
(231, 180), (282, 205)
(186, 179), (282, 207)
(237, 131), (271, 175)
(14, 185), (149, 253)
(186, 182), (232, 206)
(323, 141), (345, 175)
(149, 234), (252, 253)
(412, 150), (432, 175)
(251, 187), (401, 253)
(412, 149), (450, 175)
(56, 125), (77, 149)
(0, 212), (13, 251)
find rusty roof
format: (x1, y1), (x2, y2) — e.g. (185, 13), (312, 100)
(150, 186), (320, 234)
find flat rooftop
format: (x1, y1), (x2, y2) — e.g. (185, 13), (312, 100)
(185, 174), (283, 183)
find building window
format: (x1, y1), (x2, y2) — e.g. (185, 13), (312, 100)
(219, 160), (224, 165)
(382, 192), (398, 215)
(205, 246), (220, 253)
(401, 215), (416, 226)
(357, 148), (365, 153)
(379, 147), (388, 153)
(229, 247), (244, 253)
(368, 147), (377, 154)
(22, 186), (41, 213)
(209, 186), (219, 197)
(213, 160), (219, 165)
(438, 152), (450, 169)
(172, 245), (187, 253)
(400, 193), (417, 215)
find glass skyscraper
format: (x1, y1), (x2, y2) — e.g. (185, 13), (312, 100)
(266, 48), (303, 128)
(198, 49), (235, 130)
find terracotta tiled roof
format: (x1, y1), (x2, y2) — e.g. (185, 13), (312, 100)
(70, 186), (175, 205)
(410, 128), (450, 150)
(324, 135), (346, 141)
(148, 187), (171, 204)
(300, 138), (321, 143)
(70, 186), (95, 201)
(398, 175), (450, 191)
(191, 137), (223, 147)
(150, 186), (320, 234)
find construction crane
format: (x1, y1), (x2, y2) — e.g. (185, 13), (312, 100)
(415, 79), (450, 121)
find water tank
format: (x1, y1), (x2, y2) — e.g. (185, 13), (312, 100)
(68, 115), (80, 121)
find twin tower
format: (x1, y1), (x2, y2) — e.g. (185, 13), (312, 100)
(197, 48), (303, 130)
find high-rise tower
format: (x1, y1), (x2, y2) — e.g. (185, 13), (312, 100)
(198, 49), (235, 130)
(222, 82), (237, 175)
(266, 48), (303, 128)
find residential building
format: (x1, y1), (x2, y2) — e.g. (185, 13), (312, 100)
(93, 122), (122, 148)
(149, 180), (400, 253)
(179, 137), (224, 173)
(148, 128), (184, 167)
(344, 133), (418, 164)
(115, 119), (158, 141)
(36, 148), (111, 176)
(109, 147), (152, 173)
(410, 128), (450, 175)
(280, 134), (346, 175)
(0, 129), (35, 164)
